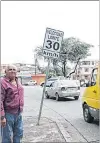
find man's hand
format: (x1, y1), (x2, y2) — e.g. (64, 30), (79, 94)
(1, 118), (6, 127)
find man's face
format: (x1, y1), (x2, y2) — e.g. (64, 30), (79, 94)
(5, 65), (17, 80)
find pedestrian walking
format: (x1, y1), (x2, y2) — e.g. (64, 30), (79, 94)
(1, 65), (24, 143)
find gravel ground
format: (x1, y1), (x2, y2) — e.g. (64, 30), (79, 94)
(22, 116), (66, 142)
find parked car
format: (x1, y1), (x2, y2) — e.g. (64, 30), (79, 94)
(45, 80), (80, 101)
(24, 80), (37, 86)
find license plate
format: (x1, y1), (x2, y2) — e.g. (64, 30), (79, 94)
(68, 88), (76, 91)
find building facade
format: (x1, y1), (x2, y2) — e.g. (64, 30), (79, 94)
(71, 60), (98, 81)
(1, 63), (41, 77)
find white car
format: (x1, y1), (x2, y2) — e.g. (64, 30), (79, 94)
(27, 80), (37, 86)
(45, 80), (80, 101)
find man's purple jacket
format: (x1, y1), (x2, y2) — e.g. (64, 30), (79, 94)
(1, 77), (24, 117)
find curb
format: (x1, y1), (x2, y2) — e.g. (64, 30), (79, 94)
(56, 121), (72, 142)
(44, 117), (72, 142)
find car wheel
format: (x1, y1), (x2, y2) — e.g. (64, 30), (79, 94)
(83, 104), (94, 123)
(55, 93), (60, 101)
(74, 96), (79, 100)
(45, 91), (49, 99)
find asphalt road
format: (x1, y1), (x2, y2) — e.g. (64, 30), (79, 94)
(23, 86), (99, 142)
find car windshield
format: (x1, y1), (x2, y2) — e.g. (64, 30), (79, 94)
(58, 80), (77, 86)
(92, 68), (98, 82)
(48, 78), (58, 81)
(46, 81), (54, 87)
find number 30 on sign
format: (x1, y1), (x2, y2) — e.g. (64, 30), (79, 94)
(43, 28), (64, 59)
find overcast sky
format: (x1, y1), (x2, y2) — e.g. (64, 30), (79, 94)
(1, 1), (99, 65)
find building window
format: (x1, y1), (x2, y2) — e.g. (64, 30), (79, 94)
(92, 61), (94, 65)
(85, 75), (88, 79)
(78, 70), (80, 74)
(82, 61), (90, 65)
(84, 68), (89, 72)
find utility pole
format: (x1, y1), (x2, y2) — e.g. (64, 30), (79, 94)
(35, 59), (36, 75)
(34, 54), (37, 75)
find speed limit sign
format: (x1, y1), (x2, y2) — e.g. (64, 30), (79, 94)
(43, 28), (64, 59)
(37, 28), (64, 125)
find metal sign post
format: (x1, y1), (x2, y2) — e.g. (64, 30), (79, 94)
(37, 28), (64, 125)
(37, 58), (50, 125)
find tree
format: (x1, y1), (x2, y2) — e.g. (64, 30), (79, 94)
(61, 37), (92, 61)
(34, 37), (93, 77)
(34, 46), (43, 58)
(59, 37), (93, 76)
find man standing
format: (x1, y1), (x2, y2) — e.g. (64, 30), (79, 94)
(1, 65), (24, 143)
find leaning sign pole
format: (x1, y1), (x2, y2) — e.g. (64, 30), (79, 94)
(37, 28), (64, 125)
